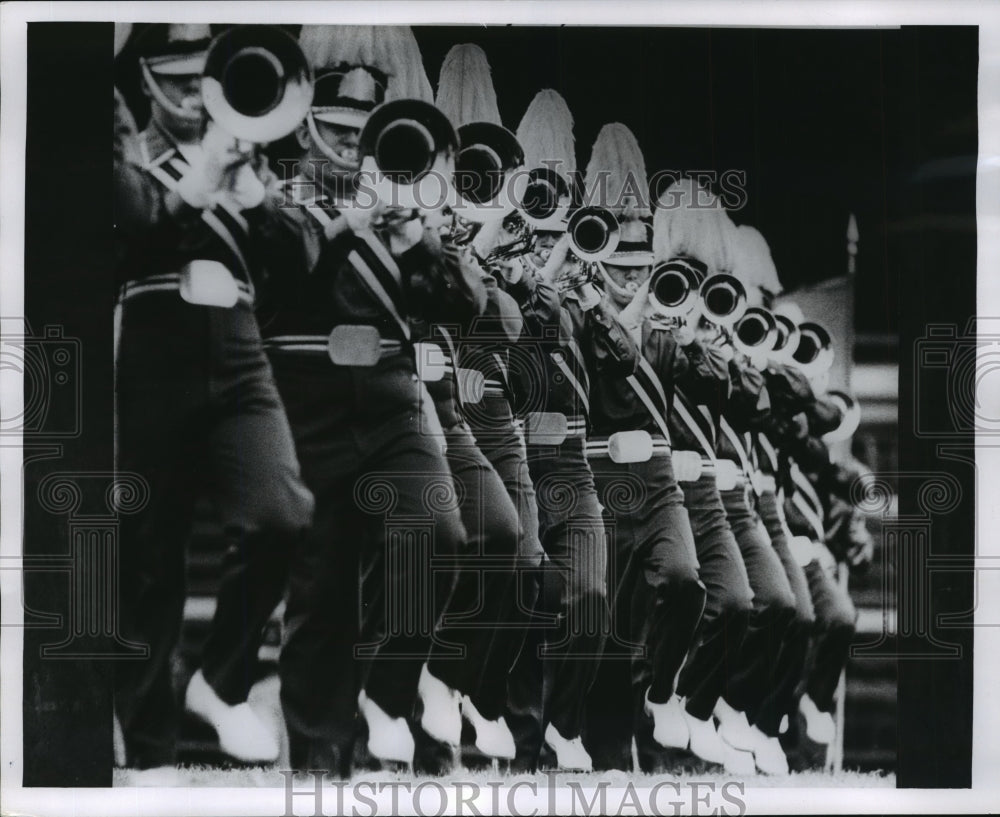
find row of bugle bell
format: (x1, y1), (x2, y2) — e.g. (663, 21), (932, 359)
(199, 24), (846, 393)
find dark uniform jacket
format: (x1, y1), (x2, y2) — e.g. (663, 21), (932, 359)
(115, 122), (298, 293)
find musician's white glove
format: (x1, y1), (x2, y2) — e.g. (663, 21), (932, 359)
(225, 162), (266, 210)
(471, 216), (502, 258)
(618, 278), (651, 336)
(537, 234), (571, 285)
(176, 120), (255, 209)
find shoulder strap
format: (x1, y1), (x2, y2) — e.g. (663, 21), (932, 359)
(673, 387), (717, 460)
(626, 364), (672, 443)
(791, 462), (825, 517)
(142, 152), (254, 286)
(757, 432), (780, 472)
(791, 488), (826, 541)
(719, 416), (754, 479)
(300, 203), (411, 342)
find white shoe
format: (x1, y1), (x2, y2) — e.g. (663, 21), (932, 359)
(749, 726), (789, 775)
(185, 669), (279, 763)
(799, 694), (836, 744)
(644, 690), (690, 750)
(358, 690), (415, 763)
(681, 707), (727, 765)
(461, 696), (516, 759)
(721, 742), (758, 776)
(418, 664), (462, 746)
(544, 723), (593, 772)
(714, 699), (756, 754)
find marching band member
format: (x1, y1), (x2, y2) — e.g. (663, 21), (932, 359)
(575, 128), (707, 773)
(642, 184), (763, 773)
(649, 199), (801, 775)
(756, 308), (863, 765)
(265, 25), (473, 776)
(430, 46), (540, 761)
(496, 90), (616, 772)
(727, 226), (818, 768)
(113, 24), (315, 769)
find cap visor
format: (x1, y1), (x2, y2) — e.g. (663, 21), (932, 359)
(312, 108), (369, 130)
(606, 251), (654, 267)
(147, 53), (207, 75)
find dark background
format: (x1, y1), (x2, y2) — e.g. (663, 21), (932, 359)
(24, 22), (975, 787)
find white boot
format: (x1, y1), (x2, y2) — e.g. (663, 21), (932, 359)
(418, 664), (462, 746)
(358, 690), (415, 763)
(644, 690), (690, 750)
(721, 742), (758, 776)
(681, 707), (728, 765)
(544, 723), (593, 772)
(713, 698), (756, 754)
(461, 696), (516, 759)
(799, 694), (836, 744)
(185, 669), (279, 763)
(749, 725), (789, 775)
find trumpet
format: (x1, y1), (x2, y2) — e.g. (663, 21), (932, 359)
(822, 389), (862, 443)
(566, 206), (620, 262)
(201, 25), (314, 144)
(359, 99), (459, 211)
(482, 210), (536, 264)
(733, 307), (779, 357)
(445, 122), (526, 248)
(647, 259), (702, 318)
(790, 321), (834, 376)
(770, 313), (800, 363)
(518, 167), (572, 230)
(547, 206), (620, 309)
(452, 122), (526, 222)
(697, 274), (748, 328)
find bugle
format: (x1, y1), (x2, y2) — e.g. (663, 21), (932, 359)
(201, 25), (314, 144)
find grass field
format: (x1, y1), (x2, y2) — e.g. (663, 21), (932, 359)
(114, 765), (894, 788)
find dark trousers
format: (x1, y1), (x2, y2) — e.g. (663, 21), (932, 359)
(719, 484), (797, 735)
(753, 490), (816, 735)
(272, 352), (465, 776)
(675, 472), (754, 721)
(426, 421), (521, 721)
(466, 393), (543, 712)
(803, 554), (857, 712)
(114, 297), (313, 770)
(468, 394), (544, 579)
(584, 453), (707, 772)
(505, 438), (608, 768)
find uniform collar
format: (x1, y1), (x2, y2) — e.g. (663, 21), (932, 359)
(139, 120), (180, 167)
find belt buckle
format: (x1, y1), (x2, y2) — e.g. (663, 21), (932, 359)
(715, 460), (740, 491)
(328, 325), (382, 366)
(178, 260), (240, 307)
(608, 430), (653, 463)
(525, 412), (569, 446)
(414, 342), (448, 382)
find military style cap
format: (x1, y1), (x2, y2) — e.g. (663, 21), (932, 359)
(311, 65), (388, 129)
(134, 23), (212, 76)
